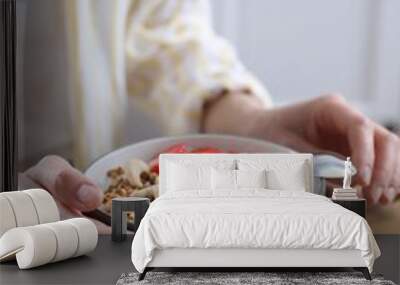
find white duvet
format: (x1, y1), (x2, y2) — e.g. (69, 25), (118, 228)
(131, 190), (380, 273)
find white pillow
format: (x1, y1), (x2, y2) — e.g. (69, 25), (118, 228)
(212, 169), (268, 190)
(266, 169), (306, 191)
(236, 169), (267, 189)
(211, 168), (236, 190)
(167, 162), (211, 191)
(238, 159), (308, 191)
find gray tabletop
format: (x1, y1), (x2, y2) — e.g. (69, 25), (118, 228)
(1, 235), (399, 284)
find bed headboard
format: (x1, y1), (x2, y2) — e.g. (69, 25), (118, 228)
(159, 153), (314, 195)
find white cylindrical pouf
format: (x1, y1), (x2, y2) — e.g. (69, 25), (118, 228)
(0, 196), (17, 237)
(0, 218), (97, 269)
(42, 221), (79, 262)
(24, 189), (60, 223)
(0, 226), (57, 269)
(65, 218), (98, 257)
(1, 192), (39, 227)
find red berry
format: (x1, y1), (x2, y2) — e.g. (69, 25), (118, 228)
(191, 147), (224, 153)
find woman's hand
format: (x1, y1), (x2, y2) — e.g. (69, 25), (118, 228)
(203, 92), (400, 205)
(19, 155), (111, 234)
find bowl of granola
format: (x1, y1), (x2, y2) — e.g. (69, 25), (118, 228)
(84, 134), (292, 227)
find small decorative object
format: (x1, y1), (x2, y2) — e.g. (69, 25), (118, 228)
(0, 189), (98, 269)
(111, 197), (150, 242)
(332, 157), (358, 200)
(343, 157), (352, 189)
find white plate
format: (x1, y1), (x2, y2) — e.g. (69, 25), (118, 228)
(84, 134), (293, 191)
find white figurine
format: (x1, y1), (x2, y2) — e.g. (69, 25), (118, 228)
(343, 157), (352, 189)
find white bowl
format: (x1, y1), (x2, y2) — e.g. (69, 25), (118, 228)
(84, 134), (293, 190)
(83, 134), (353, 228)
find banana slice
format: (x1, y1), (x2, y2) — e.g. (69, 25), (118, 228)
(132, 185), (159, 200)
(126, 159), (150, 188)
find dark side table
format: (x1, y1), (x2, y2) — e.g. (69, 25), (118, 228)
(332, 198), (366, 218)
(112, 197), (150, 242)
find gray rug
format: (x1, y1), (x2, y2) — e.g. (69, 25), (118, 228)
(117, 272), (395, 285)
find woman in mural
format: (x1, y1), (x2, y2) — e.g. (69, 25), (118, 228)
(19, 0), (399, 232)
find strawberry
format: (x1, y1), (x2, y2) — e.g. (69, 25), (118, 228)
(162, 143), (190, 154)
(149, 158), (159, 174)
(149, 143), (190, 174)
(190, 147), (225, 153)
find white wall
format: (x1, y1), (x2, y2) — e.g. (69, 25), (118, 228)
(212, 0), (400, 124)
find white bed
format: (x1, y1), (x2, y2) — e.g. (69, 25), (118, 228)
(131, 154), (380, 280)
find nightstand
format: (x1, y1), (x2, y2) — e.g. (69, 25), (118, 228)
(111, 197), (150, 242)
(332, 198), (366, 218)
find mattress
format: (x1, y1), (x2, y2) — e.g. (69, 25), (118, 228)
(131, 190), (380, 272)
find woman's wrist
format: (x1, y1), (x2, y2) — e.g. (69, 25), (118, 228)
(202, 90), (269, 137)
(201, 89), (307, 150)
